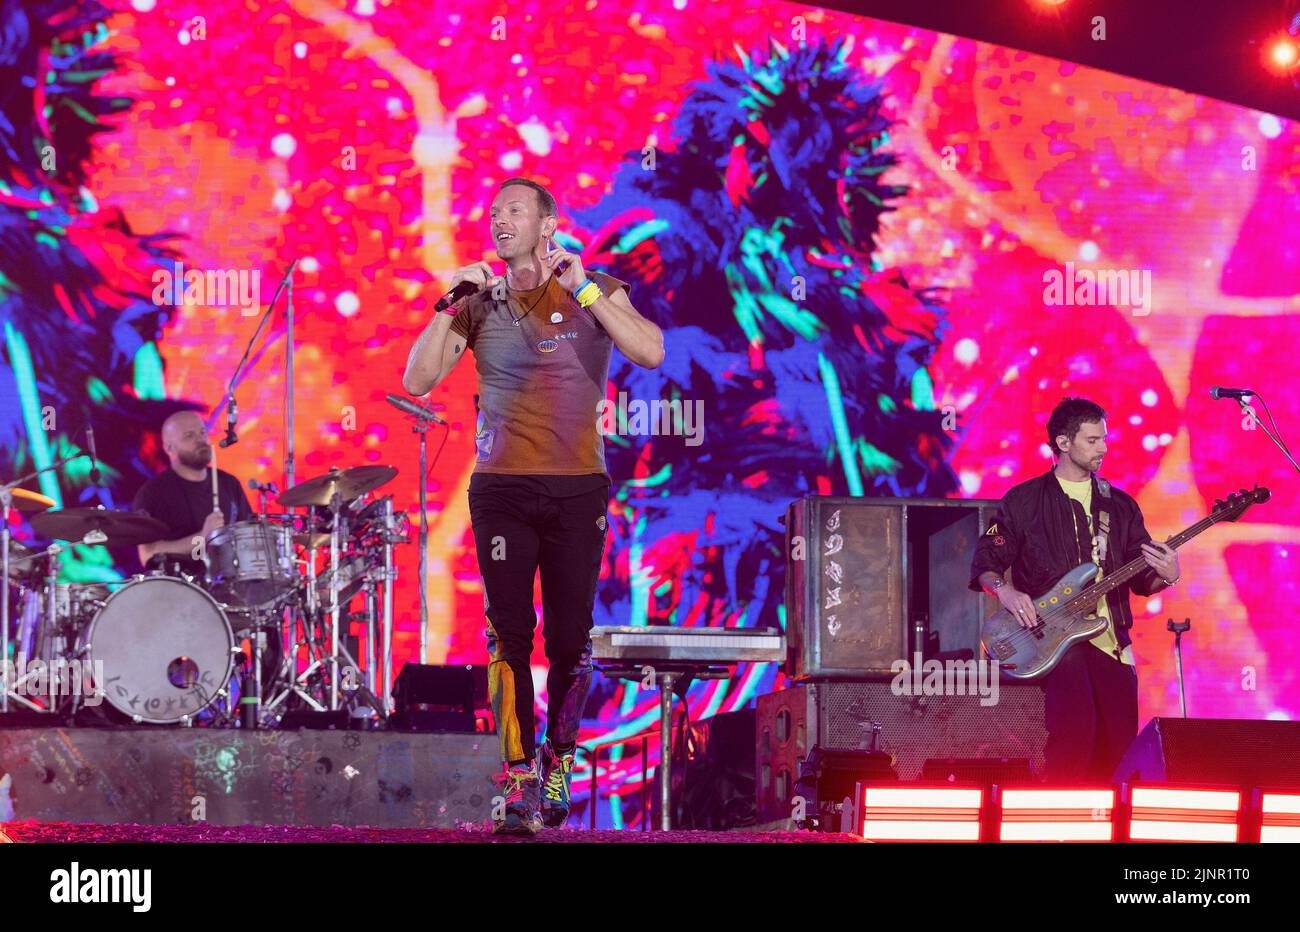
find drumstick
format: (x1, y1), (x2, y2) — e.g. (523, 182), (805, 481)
(210, 440), (220, 516)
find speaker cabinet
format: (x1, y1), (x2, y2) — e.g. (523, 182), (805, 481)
(784, 496), (1005, 679)
(1114, 717), (1300, 787)
(757, 681), (1046, 820)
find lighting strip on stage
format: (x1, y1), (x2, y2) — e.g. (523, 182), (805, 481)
(998, 787), (1116, 842)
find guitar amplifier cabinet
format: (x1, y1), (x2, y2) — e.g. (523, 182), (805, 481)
(783, 496), (1004, 679)
(757, 681), (1046, 818)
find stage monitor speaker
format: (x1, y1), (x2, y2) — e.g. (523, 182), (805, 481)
(280, 710), (352, 730)
(392, 664), (488, 711)
(783, 496), (1005, 679)
(757, 680), (1045, 820)
(1113, 717), (1300, 788)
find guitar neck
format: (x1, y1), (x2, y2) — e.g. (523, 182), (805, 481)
(1061, 512), (1219, 612)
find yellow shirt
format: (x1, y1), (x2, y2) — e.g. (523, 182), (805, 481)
(1055, 473), (1134, 666)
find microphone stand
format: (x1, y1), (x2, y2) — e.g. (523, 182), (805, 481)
(1235, 397), (1300, 477)
(416, 418), (430, 664)
(385, 395), (445, 666)
(214, 260), (299, 481)
(1167, 618), (1191, 717)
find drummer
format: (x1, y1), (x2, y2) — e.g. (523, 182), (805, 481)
(132, 411), (254, 577)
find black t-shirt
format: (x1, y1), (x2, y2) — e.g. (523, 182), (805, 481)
(468, 472), (611, 499)
(132, 468), (254, 571)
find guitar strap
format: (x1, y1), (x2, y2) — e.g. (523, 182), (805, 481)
(1093, 476), (1112, 566)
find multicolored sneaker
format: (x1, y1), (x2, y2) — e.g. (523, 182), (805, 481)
(538, 740), (577, 828)
(492, 763), (542, 836)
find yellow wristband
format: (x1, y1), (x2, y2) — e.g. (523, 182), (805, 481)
(575, 280), (601, 307)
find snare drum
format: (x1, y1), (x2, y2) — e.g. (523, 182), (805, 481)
(206, 520), (296, 608)
(81, 576), (234, 724)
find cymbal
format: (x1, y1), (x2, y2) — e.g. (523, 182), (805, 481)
(278, 465), (398, 508)
(30, 507), (170, 545)
(3, 487), (56, 513)
(293, 532), (331, 549)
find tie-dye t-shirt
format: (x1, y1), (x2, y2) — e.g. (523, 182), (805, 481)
(449, 269), (629, 476)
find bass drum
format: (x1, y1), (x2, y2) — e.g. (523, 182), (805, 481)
(81, 576), (234, 724)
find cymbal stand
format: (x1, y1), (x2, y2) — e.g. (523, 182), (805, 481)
(1, 453), (86, 712)
(263, 512), (328, 716)
(328, 490), (343, 709)
(363, 577), (378, 708)
(380, 498), (398, 716)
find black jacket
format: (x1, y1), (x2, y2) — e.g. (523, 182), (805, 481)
(968, 467), (1169, 652)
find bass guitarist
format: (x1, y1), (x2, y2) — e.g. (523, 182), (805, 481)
(969, 397), (1181, 782)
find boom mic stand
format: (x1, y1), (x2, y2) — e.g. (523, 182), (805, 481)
(384, 395), (446, 665)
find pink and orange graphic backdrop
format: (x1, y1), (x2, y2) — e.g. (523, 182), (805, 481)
(84, 1), (1297, 761)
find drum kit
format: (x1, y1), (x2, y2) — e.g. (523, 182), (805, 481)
(0, 465), (409, 728)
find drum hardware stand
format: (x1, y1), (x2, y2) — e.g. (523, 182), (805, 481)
(363, 576), (378, 710)
(1, 453), (87, 712)
(1167, 617), (1192, 717)
(327, 490), (345, 709)
(264, 511), (333, 717)
(263, 597), (328, 717)
(380, 498), (398, 716)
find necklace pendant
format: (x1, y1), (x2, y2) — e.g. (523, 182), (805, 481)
(550, 312), (563, 324)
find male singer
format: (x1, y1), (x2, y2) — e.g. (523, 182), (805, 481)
(969, 397), (1180, 782)
(403, 177), (663, 835)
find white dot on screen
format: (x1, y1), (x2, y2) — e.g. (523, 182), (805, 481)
(959, 471), (981, 494)
(1159, 433), (1172, 445)
(271, 134), (297, 158)
(518, 120), (552, 156)
(293, 41), (307, 59)
(300, 257), (319, 273)
(132, 0), (156, 10)
(336, 292), (360, 317)
(273, 189), (291, 212)
(1140, 389), (1158, 407)
(1078, 241), (1099, 262)
(1142, 434), (1158, 451)
(1129, 414), (1142, 425)
(499, 151), (523, 170)
(178, 30), (190, 45)
(1259, 114), (1283, 139)
(354, 0), (376, 16)
(954, 338), (978, 365)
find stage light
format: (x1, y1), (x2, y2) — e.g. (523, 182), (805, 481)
(1257, 790), (1300, 843)
(1263, 32), (1300, 75)
(859, 785), (983, 841)
(1128, 786), (1241, 842)
(998, 787), (1115, 842)
(1271, 38), (1298, 68)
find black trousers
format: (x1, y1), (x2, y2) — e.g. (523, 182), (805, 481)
(1041, 642), (1139, 783)
(468, 483), (607, 764)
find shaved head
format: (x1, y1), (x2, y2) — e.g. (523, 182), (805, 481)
(161, 410), (212, 471)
